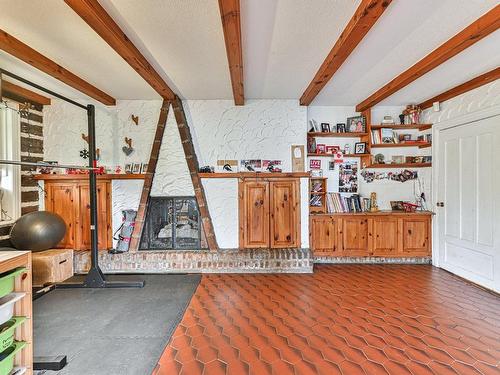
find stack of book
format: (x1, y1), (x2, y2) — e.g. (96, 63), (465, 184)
(310, 195), (323, 207)
(371, 128), (398, 144)
(326, 193), (370, 213)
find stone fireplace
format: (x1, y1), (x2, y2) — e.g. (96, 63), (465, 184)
(139, 197), (204, 250)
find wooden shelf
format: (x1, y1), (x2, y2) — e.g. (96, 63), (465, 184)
(34, 173), (146, 180)
(310, 191), (326, 195)
(370, 124), (432, 131)
(311, 210), (433, 216)
(367, 163), (432, 169)
(307, 132), (367, 138)
(310, 176), (327, 179)
(370, 142), (431, 148)
(308, 153), (370, 157)
(199, 172), (310, 178)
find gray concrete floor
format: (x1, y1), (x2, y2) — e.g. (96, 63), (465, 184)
(33, 274), (201, 375)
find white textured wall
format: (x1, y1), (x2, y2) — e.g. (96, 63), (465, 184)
(421, 80), (500, 123)
(307, 105), (433, 210)
(43, 99), (307, 248)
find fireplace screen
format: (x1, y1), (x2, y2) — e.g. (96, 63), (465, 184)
(139, 197), (202, 250)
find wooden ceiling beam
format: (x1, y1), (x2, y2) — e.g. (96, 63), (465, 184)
(418, 67), (500, 109)
(0, 28), (115, 105)
(218, 0), (244, 105)
(357, 5), (500, 112)
(65, 0), (175, 100)
(300, 0), (392, 106)
(1, 80), (51, 105)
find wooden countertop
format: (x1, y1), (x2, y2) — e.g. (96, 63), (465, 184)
(311, 210), (434, 216)
(0, 251), (31, 273)
(34, 174), (146, 180)
(199, 172), (310, 178)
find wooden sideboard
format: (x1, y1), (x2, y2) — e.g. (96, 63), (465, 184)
(310, 211), (432, 257)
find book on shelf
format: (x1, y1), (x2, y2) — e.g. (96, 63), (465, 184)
(310, 195), (323, 207)
(326, 193), (370, 213)
(311, 182), (323, 192)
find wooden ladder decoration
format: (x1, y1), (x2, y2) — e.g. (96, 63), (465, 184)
(129, 99), (171, 251)
(172, 96), (219, 250)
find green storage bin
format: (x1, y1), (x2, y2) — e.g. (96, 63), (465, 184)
(0, 341), (26, 375)
(0, 269), (26, 300)
(0, 318), (25, 353)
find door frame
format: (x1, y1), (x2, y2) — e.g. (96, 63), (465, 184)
(432, 104), (500, 268)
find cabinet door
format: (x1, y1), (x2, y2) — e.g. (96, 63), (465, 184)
(310, 216), (340, 256)
(239, 181), (270, 248)
(340, 217), (369, 256)
(270, 180), (299, 248)
(370, 216), (398, 256)
(400, 216), (430, 255)
(78, 182), (110, 250)
(45, 183), (77, 249)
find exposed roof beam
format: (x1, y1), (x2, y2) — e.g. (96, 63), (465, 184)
(2, 80), (51, 105)
(300, 0), (392, 106)
(218, 0), (244, 105)
(418, 67), (500, 109)
(65, 0), (175, 100)
(357, 5), (500, 112)
(0, 28), (115, 105)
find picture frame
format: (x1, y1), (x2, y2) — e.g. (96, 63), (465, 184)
(392, 155), (405, 164)
(141, 163), (149, 173)
(320, 123), (331, 133)
(336, 123), (346, 133)
(132, 163), (142, 174)
(325, 145), (339, 154)
(346, 116), (366, 133)
(390, 201), (405, 211)
(262, 160), (282, 173)
(124, 163), (132, 174)
(309, 159), (321, 169)
(240, 160), (262, 172)
(354, 142), (367, 154)
(316, 144), (326, 154)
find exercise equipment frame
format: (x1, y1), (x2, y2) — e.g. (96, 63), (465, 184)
(0, 69), (144, 289)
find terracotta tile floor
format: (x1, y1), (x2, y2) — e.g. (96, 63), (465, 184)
(153, 265), (500, 375)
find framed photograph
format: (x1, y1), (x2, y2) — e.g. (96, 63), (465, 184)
(346, 116), (366, 133)
(336, 123), (346, 133)
(325, 145), (339, 154)
(354, 142), (367, 154)
(422, 156), (432, 163)
(338, 161), (358, 193)
(240, 159), (262, 172)
(262, 160), (282, 173)
(390, 201), (405, 211)
(124, 163), (132, 174)
(320, 123), (331, 133)
(328, 161), (335, 171)
(132, 163), (141, 174)
(316, 144), (326, 154)
(391, 155), (405, 164)
(309, 159), (321, 169)
(141, 163), (149, 173)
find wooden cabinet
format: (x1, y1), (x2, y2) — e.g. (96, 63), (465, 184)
(341, 217), (369, 256)
(44, 180), (112, 250)
(400, 216), (430, 255)
(310, 212), (432, 257)
(310, 216), (339, 256)
(239, 178), (300, 249)
(239, 181), (269, 248)
(370, 216), (399, 256)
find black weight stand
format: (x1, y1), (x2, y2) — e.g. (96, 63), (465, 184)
(56, 105), (144, 289)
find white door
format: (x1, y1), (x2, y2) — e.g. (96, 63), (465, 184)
(437, 114), (500, 292)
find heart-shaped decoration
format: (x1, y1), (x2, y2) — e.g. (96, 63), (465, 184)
(122, 146), (134, 156)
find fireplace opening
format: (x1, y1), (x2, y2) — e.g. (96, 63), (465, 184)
(139, 197), (205, 250)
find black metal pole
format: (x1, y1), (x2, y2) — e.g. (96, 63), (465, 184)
(83, 104), (106, 287)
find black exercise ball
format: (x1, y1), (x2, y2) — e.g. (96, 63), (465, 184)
(10, 211), (66, 252)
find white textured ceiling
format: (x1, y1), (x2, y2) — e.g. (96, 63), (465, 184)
(0, 0), (498, 106)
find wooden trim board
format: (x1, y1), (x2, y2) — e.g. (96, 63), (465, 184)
(0, 28), (115, 105)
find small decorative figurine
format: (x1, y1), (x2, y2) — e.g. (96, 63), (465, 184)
(343, 144), (350, 154)
(370, 192), (379, 212)
(122, 137), (134, 156)
(399, 114), (405, 125)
